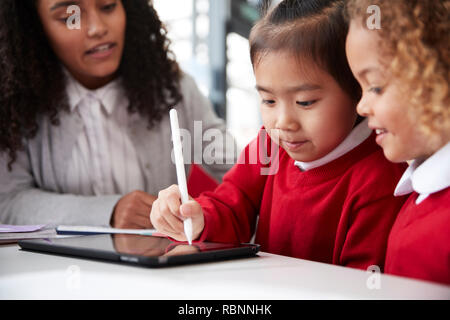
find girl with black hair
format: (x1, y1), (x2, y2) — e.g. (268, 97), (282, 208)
(0, 0), (235, 228)
(150, 0), (409, 270)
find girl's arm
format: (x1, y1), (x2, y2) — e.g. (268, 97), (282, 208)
(149, 136), (269, 244)
(196, 135), (272, 244)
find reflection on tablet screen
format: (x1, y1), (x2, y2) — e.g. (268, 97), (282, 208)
(19, 234), (259, 267)
(55, 234), (236, 258)
(112, 234), (240, 257)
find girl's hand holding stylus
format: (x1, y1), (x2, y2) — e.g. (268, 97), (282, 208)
(150, 184), (204, 241)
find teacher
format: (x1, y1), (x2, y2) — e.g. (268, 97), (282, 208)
(0, 0), (235, 228)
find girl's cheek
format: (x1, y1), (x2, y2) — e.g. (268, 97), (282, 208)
(260, 106), (269, 123)
(373, 94), (393, 121)
(261, 109), (276, 131)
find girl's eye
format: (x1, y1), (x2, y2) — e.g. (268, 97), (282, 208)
(102, 3), (117, 12)
(296, 100), (316, 107)
(262, 99), (275, 105)
(369, 87), (383, 94)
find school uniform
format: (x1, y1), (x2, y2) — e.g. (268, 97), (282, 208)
(385, 142), (450, 284)
(196, 119), (408, 270)
(0, 72), (235, 226)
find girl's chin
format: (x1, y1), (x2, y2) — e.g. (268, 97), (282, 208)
(286, 150), (319, 163)
(382, 147), (412, 163)
(284, 144), (333, 163)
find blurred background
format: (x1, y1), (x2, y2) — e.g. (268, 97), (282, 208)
(153, 0), (280, 151)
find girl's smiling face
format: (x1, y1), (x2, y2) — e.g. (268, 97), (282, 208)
(254, 50), (358, 162)
(36, 0), (126, 89)
(345, 21), (439, 163)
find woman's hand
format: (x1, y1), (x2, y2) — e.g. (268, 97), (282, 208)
(150, 184), (205, 241)
(111, 190), (157, 229)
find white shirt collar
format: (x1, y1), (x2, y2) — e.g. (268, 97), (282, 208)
(394, 142), (450, 204)
(64, 67), (124, 115)
(294, 118), (372, 171)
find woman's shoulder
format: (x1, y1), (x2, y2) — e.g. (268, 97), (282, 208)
(178, 71), (201, 96)
(175, 71), (219, 123)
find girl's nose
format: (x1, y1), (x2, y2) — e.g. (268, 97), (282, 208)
(86, 11), (108, 38)
(356, 95), (373, 117)
(275, 104), (300, 131)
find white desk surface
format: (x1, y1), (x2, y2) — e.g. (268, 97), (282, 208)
(1, 243), (449, 299)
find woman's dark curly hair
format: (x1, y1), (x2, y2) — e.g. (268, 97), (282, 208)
(0, 0), (182, 168)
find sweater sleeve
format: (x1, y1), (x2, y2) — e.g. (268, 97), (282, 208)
(335, 156), (408, 271)
(196, 133), (274, 243)
(0, 148), (121, 226)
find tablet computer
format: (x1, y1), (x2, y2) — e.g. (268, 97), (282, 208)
(18, 234), (260, 267)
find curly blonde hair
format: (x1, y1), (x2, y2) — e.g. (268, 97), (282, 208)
(346, 0), (450, 141)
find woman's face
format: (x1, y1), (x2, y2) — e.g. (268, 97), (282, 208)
(36, 0), (126, 89)
(254, 50), (357, 162)
(346, 20), (438, 163)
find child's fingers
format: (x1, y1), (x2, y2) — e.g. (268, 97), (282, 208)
(162, 210), (184, 234)
(160, 229), (186, 242)
(166, 192), (182, 218)
(180, 200), (203, 218)
(180, 200), (205, 241)
(151, 202), (185, 240)
(159, 185), (182, 216)
(154, 200), (184, 234)
(149, 199), (162, 228)
(153, 185), (198, 237)
(155, 217), (185, 241)
(154, 213), (183, 237)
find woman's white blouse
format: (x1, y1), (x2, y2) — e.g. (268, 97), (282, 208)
(65, 74), (145, 196)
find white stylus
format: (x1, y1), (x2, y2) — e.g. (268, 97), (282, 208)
(169, 109), (193, 245)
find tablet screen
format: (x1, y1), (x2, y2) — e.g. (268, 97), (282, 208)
(65, 234), (243, 256)
(19, 234), (259, 267)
